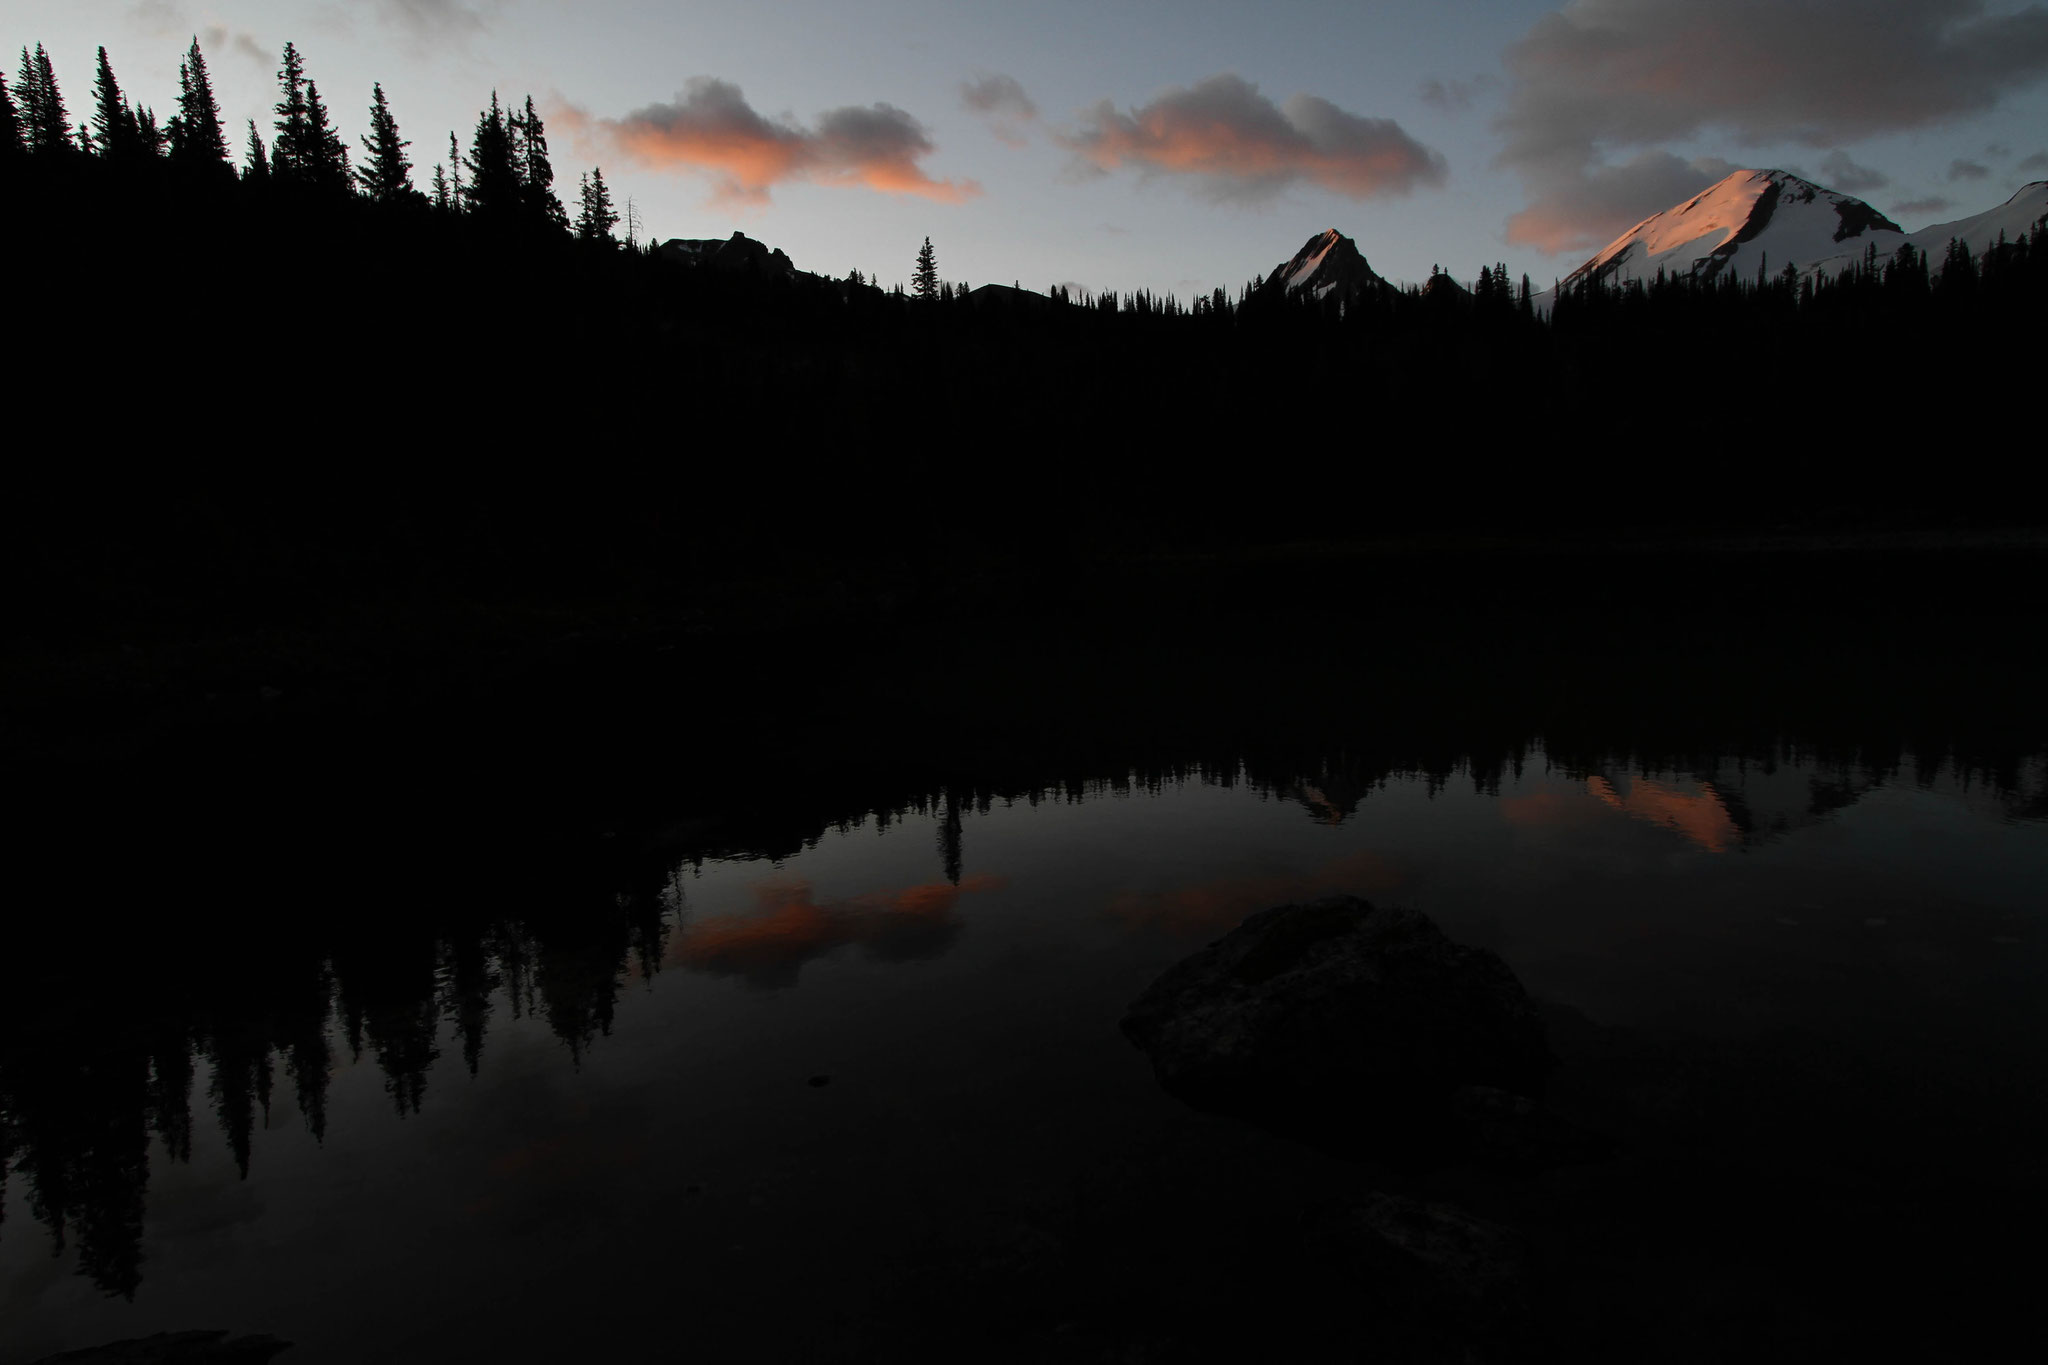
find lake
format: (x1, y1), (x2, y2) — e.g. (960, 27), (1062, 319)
(6, 580), (2046, 1361)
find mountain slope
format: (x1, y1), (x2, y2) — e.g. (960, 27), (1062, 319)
(1257, 228), (1388, 301)
(1810, 180), (2048, 276)
(1562, 169), (1902, 292)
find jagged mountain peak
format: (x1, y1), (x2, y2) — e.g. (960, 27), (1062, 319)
(1258, 227), (1386, 301)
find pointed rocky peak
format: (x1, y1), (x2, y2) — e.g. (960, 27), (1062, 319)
(1258, 228), (1387, 301)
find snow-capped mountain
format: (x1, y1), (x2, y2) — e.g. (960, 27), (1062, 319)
(1563, 169), (1902, 292)
(1809, 180), (2048, 277)
(1258, 228), (1387, 301)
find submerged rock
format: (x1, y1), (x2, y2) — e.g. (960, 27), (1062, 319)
(1121, 896), (1556, 1164)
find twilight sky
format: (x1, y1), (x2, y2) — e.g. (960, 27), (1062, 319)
(14, 1), (2048, 296)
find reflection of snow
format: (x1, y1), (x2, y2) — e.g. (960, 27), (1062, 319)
(1586, 773), (1740, 853)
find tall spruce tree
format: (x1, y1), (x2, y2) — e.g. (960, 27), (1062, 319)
(430, 160), (451, 211)
(511, 95), (567, 230)
(356, 83), (414, 203)
(169, 37), (228, 171)
(135, 106), (165, 158)
(18, 44), (72, 155)
(912, 237), (938, 299)
(301, 80), (350, 192)
(576, 166), (619, 242)
(447, 132), (463, 209)
(243, 119), (269, 181)
(92, 47), (143, 162)
(271, 42), (310, 182)
(461, 94), (521, 220)
(0, 72), (22, 160)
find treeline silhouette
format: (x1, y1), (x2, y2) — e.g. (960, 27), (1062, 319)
(5, 31), (2046, 651)
(6, 599), (2046, 1297)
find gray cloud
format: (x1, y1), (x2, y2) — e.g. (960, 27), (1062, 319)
(377, 1), (496, 36)
(960, 73), (1037, 146)
(1894, 194), (1957, 217)
(1948, 157), (1991, 180)
(1498, 0), (2048, 252)
(1061, 73), (1447, 203)
(2021, 150), (2048, 171)
(1419, 74), (1498, 114)
(202, 25), (270, 68)
(1819, 149), (1890, 194)
(1986, 142), (2011, 158)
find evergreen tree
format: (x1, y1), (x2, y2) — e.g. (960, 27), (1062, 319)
(302, 80), (351, 192)
(461, 94), (521, 220)
(243, 119), (269, 182)
(135, 105), (165, 158)
(18, 44), (72, 155)
(576, 166), (618, 242)
(0, 72), (21, 159)
(92, 47), (143, 162)
(511, 95), (567, 230)
(356, 83), (415, 203)
(431, 160), (451, 211)
(447, 132), (464, 209)
(912, 236), (938, 299)
(169, 38), (229, 172)
(271, 42), (310, 182)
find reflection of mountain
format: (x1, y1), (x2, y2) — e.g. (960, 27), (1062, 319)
(1584, 755), (1887, 850)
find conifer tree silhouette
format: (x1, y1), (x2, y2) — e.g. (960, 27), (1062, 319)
(512, 94), (567, 230)
(302, 79), (351, 193)
(91, 47), (143, 163)
(17, 44), (72, 155)
(462, 93), (522, 220)
(169, 37), (229, 172)
(357, 82), (415, 203)
(242, 118), (269, 182)
(0, 72), (22, 160)
(576, 166), (619, 242)
(913, 236), (938, 299)
(271, 42), (310, 182)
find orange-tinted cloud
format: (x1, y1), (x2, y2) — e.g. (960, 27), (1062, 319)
(559, 78), (980, 207)
(670, 874), (1004, 988)
(1061, 73), (1447, 203)
(1107, 850), (1405, 937)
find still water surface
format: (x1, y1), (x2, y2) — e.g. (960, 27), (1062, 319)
(4, 741), (2046, 1360)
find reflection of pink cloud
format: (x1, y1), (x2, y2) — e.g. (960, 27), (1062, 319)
(669, 875), (1003, 986)
(1107, 851), (1404, 936)
(1502, 773), (1738, 852)
(557, 79), (979, 207)
(1587, 774), (1739, 852)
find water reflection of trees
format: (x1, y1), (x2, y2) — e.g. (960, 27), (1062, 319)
(5, 677), (2045, 1296)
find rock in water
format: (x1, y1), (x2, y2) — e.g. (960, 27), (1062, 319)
(1121, 896), (1553, 1164)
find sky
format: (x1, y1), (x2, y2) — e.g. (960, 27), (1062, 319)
(11, 1), (2048, 297)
